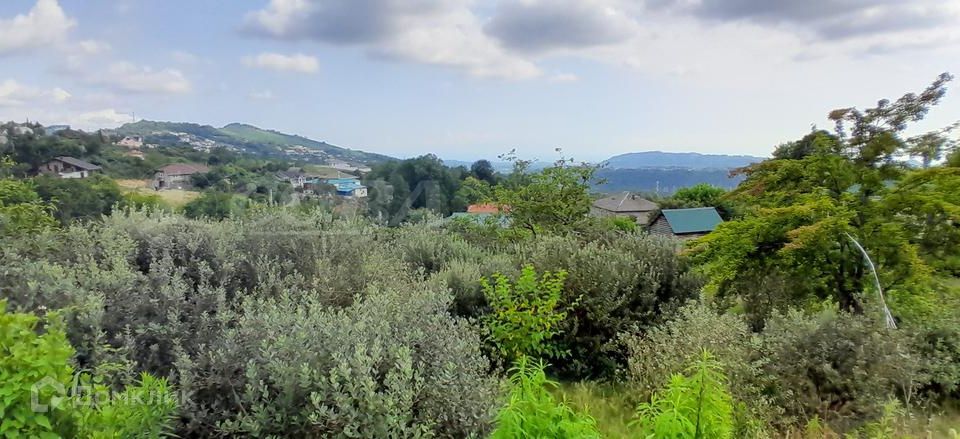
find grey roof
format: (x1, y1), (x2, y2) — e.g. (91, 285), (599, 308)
(55, 156), (101, 170)
(592, 193), (659, 213)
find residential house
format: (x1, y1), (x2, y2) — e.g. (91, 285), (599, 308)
(277, 168), (307, 189)
(324, 177), (367, 197)
(117, 136), (144, 149)
(38, 156), (102, 179)
(648, 207), (723, 239)
(467, 203), (504, 214)
(591, 192), (659, 223)
(154, 163), (210, 189)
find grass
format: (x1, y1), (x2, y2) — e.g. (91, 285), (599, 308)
(555, 382), (635, 438)
(302, 165), (355, 179)
(556, 381), (960, 438)
(116, 179), (200, 208)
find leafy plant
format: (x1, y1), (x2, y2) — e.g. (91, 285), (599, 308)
(491, 357), (600, 439)
(633, 350), (735, 439)
(482, 265), (569, 363)
(0, 300), (75, 437)
(75, 372), (179, 439)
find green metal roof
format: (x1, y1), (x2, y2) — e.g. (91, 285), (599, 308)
(661, 207), (723, 234)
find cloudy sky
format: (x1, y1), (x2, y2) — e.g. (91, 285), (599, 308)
(1, 0), (959, 160)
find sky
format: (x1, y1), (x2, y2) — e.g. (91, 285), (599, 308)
(0, 0), (959, 161)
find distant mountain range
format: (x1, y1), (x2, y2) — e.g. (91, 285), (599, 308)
(596, 151), (766, 193)
(111, 120), (394, 165)
(601, 151), (765, 170)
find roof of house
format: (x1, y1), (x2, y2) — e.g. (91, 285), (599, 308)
(159, 163), (209, 176)
(277, 170), (305, 179)
(54, 156), (101, 170)
(593, 193), (658, 212)
(659, 207), (723, 234)
(467, 203), (501, 214)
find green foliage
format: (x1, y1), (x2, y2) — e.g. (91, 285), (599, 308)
(182, 191), (246, 219)
(758, 308), (920, 431)
(118, 192), (170, 211)
(215, 286), (499, 438)
(622, 302), (774, 427)
(693, 74), (956, 324)
(491, 357), (600, 439)
(495, 158), (596, 235)
(482, 265), (569, 363)
(633, 350), (735, 439)
(0, 301), (75, 437)
(33, 175), (124, 224)
(526, 234), (703, 378)
(0, 178), (57, 236)
(74, 373), (179, 439)
(365, 154), (469, 222)
(0, 302), (177, 438)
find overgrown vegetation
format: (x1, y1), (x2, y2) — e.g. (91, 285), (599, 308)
(1, 74), (960, 437)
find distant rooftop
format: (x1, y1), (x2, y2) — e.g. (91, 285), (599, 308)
(54, 156), (101, 171)
(593, 193), (658, 212)
(660, 207), (723, 234)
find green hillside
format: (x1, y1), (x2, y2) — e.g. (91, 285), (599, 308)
(112, 120), (394, 165)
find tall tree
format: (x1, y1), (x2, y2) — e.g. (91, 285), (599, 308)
(692, 73), (957, 321)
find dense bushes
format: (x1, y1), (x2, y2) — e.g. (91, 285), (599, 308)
(0, 209), (502, 437)
(525, 234), (703, 378)
(0, 302), (178, 438)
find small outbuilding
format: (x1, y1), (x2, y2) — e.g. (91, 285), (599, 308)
(154, 163), (210, 189)
(649, 207), (723, 239)
(39, 156), (102, 179)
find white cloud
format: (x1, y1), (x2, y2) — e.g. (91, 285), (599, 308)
(0, 0), (76, 55)
(244, 0), (541, 80)
(86, 62), (192, 95)
(242, 52), (320, 74)
(0, 79), (71, 107)
(248, 89), (277, 100)
(548, 73), (579, 83)
(76, 40), (111, 55)
(171, 50), (201, 64)
(64, 109), (135, 130)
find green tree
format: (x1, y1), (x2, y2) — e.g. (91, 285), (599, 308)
(182, 191), (239, 219)
(470, 159), (497, 185)
(693, 73), (955, 318)
(495, 158), (596, 236)
(33, 175), (124, 224)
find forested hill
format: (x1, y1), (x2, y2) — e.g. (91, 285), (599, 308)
(601, 151), (765, 169)
(594, 151), (765, 193)
(111, 120), (395, 165)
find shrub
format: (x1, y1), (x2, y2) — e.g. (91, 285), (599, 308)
(0, 302), (178, 438)
(491, 357), (600, 439)
(621, 302), (774, 425)
(524, 234), (703, 378)
(633, 350), (735, 439)
(482, 265), (569, 364)
(0, 301), (76, 437)
(758, 309), (920, 431)
(74, 372), (179, 439)
(393, 225), (482, 274)
(193, 285), (499, 438)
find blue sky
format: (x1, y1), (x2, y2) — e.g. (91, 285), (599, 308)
(1, 0), (959, 161)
